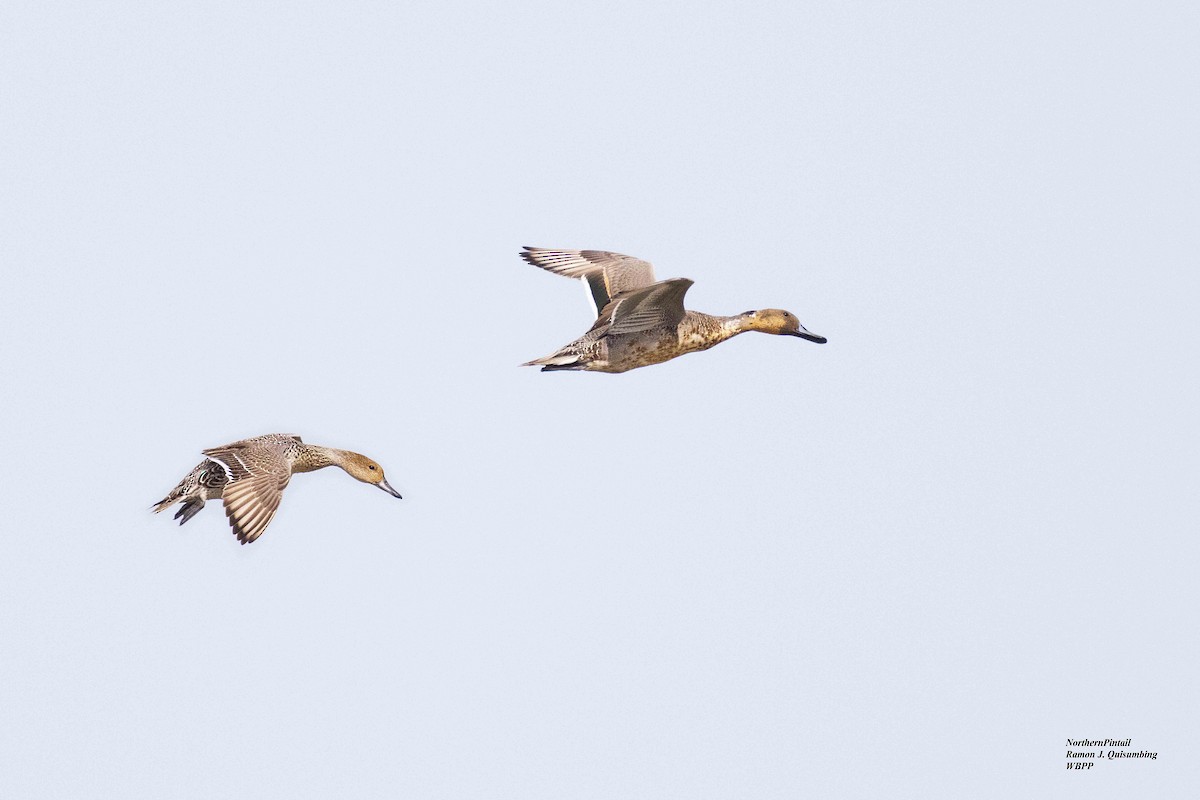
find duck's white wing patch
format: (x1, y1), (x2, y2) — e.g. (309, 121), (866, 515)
(581, 276), (600, 317)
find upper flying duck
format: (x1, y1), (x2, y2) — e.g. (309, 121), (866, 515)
(519, 247), (826, 373)
(152, 433), (402, 544)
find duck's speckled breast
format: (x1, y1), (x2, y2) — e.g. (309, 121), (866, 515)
(599, 322), (718, 372)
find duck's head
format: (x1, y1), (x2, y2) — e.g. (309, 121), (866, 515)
(743, 309), (827, 343)
(341, 452), (403, 498)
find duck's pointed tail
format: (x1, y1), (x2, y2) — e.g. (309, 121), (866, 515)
(153, 460), (223, 526)
(151, 491), (206, 526)
(521, 353), (585, 371)
(151, 491), (181, 514)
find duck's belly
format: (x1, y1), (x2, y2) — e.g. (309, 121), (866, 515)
(598, 331), (698, 373)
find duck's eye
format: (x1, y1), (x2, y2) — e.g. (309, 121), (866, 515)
(369, 465), (377, 470)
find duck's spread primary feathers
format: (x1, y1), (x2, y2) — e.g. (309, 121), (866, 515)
(152, 433), (402, 544)
(520, 247), (827, 373)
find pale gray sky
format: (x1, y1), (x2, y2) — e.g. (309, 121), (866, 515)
(1, 1), (1197, 797)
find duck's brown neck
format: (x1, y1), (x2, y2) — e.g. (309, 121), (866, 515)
(715, 312), (758, 338)
(675, 312), (752, 350)
(294, 445), (352, 473)
(722, 311), (789, 338)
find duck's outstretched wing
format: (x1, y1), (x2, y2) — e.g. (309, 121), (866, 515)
(595, 278), (695, 335)
(520, 247), (657, 317)
(202, 440), (292, 545)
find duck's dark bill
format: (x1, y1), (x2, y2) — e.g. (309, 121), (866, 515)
(788, 330), (827, 344)
(378, 479), (403, 498)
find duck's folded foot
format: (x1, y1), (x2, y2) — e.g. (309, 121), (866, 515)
(173, 499), (205, 525)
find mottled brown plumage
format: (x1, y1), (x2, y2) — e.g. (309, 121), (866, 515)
(152, 433), (402, 544)
(520, 247), (827, 373)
